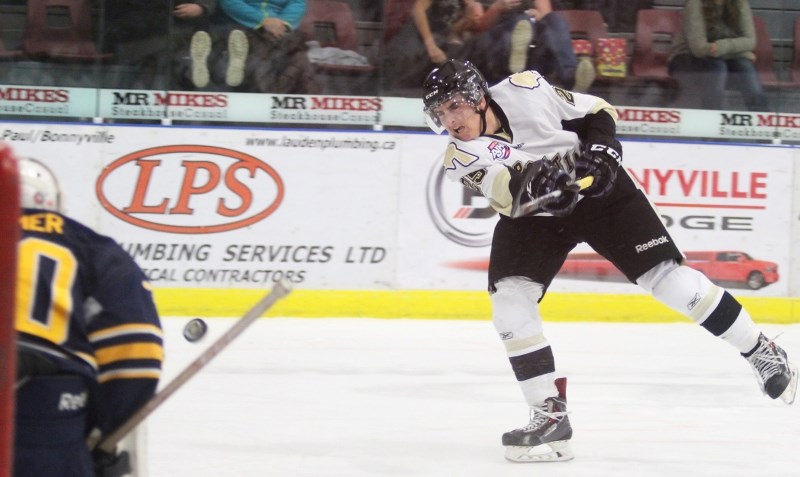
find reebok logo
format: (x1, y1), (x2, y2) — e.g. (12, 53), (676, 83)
(687, 293), (702, 311)
(58, 391), (87, 411)
(635, 236), (669, 253)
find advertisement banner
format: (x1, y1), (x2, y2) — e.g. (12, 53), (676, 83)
(0, 86), (97, 118)
(3, 121), (796, 298)
(405, 138), (795, 297)
(6, 122), (401, 289)
(2, 86), (799, 143)
(95, 90), (382, 125)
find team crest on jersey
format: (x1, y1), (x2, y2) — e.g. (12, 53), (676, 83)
(487, 141), (511, 161)
(508, 70), (542, 90)
(460, 169), (486, 191)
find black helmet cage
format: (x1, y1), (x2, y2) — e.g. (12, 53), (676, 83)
(423, 60), (489, 134)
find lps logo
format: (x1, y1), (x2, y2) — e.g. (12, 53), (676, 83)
(426, 155), (496, 247)
(97, 145), (284, 234)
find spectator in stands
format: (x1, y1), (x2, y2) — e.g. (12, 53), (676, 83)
(381, 0), (588, 94)
(668, 0), (769, 111)
(381, 0), (483, 94)
(470, 0), (588, 90)
(212, 0), (319, 94)
(170, 1), (218, 90)
(103, 1), (174, 89)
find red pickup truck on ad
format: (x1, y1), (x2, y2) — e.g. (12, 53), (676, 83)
(558, 251), (779, 290)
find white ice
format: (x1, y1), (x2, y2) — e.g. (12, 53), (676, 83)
(148, 317), (800, 477)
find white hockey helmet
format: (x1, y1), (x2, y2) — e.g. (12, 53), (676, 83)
(19, 157), (62, 212)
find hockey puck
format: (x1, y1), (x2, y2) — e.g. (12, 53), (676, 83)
(183, 318), (208, 343)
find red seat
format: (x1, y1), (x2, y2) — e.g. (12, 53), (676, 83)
(24, 0), (112, 62)
(753, 15), (779, 87)
(558, 10), (609, 50)
(789, 16), (800, 86)
(630, 9), (681, 83)
(298, 0), (375, 74)
(789, 17), (800, 86)
(383, 0), (415, 43)
(754, 15), (800, 88)
(298, 0), (376, 94)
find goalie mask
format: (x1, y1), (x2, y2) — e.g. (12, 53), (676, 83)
(423, 59), (490, 134)
(19, 157), (62, 212)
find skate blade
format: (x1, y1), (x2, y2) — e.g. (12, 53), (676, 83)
(504, 440), (574, 463)
(780, 363), (798, 405)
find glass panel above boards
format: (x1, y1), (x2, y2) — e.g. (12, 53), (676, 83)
(0, 0), (798, 143)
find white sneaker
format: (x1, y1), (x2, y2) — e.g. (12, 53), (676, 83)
(190, 31), (212, 88)
(508, 19), (533, 74)
(573, 56), (596, 93)
(225, 29), (249, 87)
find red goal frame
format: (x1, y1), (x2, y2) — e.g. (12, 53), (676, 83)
(0, 144), (20, 477)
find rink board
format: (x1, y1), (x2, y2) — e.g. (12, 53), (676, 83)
(152, 288), (800, 324)
(4, 121), (799, 322)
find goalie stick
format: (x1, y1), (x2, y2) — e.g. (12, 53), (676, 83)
(93, 280), (293, 453)
(510, 175), (594, 219)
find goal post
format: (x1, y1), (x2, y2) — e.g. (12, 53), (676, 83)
(0, 143), (20, 477)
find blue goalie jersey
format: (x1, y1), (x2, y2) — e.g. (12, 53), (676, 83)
(16, 208), (163, 433)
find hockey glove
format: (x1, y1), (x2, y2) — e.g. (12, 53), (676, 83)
(93, 447), (131, 477)
(575, 142), (622, 198)
(519, 160), (579, 217)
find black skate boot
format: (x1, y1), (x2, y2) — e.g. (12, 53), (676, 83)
(743, 333), (797, 404)
(502, 377), (574, 462)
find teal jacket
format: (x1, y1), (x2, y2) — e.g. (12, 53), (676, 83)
(219, 0), (307, 30)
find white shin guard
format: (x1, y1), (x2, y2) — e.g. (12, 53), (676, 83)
(637, 260), (716, 322)
(637, 260), (760, 353)
(491, 277), (557, 404)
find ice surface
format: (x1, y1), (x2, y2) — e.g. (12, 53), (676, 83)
(148, 318), (800, 477)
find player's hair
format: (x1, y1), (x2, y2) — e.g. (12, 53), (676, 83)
(422, 59), (490, 134)
(19, 157), (62, 212)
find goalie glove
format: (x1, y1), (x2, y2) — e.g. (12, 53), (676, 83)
(511, 160), (579, 218)
(575, 141), (622, 198)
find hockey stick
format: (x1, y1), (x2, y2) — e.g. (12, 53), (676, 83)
(94, 280), (293, 453)
(14, 376), (30, 392)
(510, 175), (594, 219)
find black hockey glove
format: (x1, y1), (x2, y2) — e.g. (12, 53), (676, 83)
(523, 160), (579, 217)
(93, 447), (131, 477)
(575, 141), (622, 198)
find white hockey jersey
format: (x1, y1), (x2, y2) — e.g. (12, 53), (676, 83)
(442, 70), (617, 216)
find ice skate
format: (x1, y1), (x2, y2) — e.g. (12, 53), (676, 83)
(744, 333), (797, 404)
(502, 377), (574, 462)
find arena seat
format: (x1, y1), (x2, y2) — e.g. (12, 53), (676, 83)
(24, 0), (112, 62)
(630, 9), (681, 84)
(298, 0), (377, 94)
(0, 13), (22, 60)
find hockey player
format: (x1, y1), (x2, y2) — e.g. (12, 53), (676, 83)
(421, 60), (798, 462)
(13, 153), (163, 477)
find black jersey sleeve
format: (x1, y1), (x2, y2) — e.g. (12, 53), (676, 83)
(560, 109), (618, 147)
